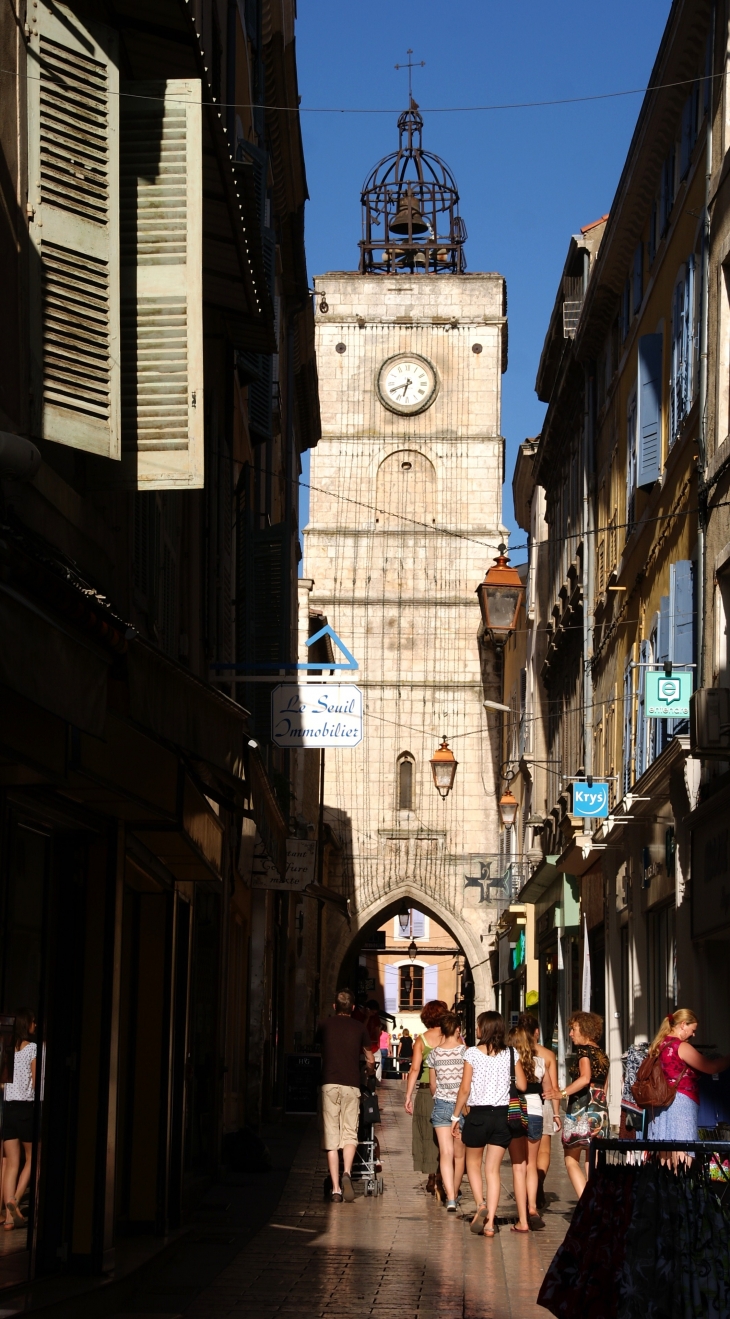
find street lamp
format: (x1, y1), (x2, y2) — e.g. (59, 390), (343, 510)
(430, 738), (458, 798)
(498, 788), (519, 829)
(408, 938), (418, 962)
(476, 544), (524, 646)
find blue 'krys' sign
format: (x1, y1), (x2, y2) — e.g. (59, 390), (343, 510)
(573, 781), (609, 818)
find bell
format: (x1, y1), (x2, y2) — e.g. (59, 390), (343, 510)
(390, 188), (428, 235)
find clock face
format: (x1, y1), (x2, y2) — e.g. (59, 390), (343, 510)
(377, 354), (437, 415)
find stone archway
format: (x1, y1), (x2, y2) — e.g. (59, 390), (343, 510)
(323, 882), (491, 1017)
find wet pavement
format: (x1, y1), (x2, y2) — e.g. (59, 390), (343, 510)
(165, 1080), (577, 1319)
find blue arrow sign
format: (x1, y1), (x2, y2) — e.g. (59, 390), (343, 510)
(209, 625), (358, 672)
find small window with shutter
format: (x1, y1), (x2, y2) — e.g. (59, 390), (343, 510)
(27, 3), (120, 457)
(119, 80), (203, 489)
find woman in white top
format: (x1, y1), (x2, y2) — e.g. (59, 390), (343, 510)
(509, 1022), (561, 1229)
(451, 1011), (527, 1237)
(426, 1011), (467, 1211)
(2, 1008), (37, 1230)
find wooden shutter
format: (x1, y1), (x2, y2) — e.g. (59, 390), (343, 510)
(622, 655), (634, 795)
(637, 333), (663, 489)
(670, 561), (695, 668)
(27, 3), (120, 457)
(635, 639), (650, 779)
(120, 80), (203, 489)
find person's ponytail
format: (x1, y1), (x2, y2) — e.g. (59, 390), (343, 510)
(648, 1007), (697, 1056)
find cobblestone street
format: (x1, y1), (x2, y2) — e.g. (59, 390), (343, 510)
(164, 1081), (575, 1319)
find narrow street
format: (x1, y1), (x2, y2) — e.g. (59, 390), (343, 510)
(165, 1082), (574, 1319)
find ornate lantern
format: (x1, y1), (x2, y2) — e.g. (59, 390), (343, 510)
(430, 738), (458, 798)
(476, 545), (524, 646)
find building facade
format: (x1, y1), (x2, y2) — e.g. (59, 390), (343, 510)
(303, 102), (509, 1021)
(0, 0), (318, 1294)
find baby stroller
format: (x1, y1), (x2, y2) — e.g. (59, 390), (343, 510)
(351, 1081), (383, 1197)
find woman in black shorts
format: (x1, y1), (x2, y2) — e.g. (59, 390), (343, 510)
(2, 1008), (37, 1230)
(451, 1011), (528, 1237)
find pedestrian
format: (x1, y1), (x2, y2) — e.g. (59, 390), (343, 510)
(646, 1008), (730, 1143)
(1, 1008), (36, 1230)
(451, 1011), (528, 1237)
(397, 1029), (413, 1078)
(317, 988), (376, 1203)
(559, 1011), (609, 1200)
(508, 1023), (559, 1229)
(379, 1026), (391, 1078)
(404, 1000), (447, 1194)
(516, 1013), (561, 1214)
(426, 1010), (466, 1211)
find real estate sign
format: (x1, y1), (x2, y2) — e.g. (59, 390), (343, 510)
(645, 671), (691, 719)
(271, 684), (363, 748)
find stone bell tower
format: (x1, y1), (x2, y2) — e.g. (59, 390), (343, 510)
(304, 98), (508, 1011)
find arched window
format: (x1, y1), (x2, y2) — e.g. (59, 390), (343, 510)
(398, 753), (414, 811)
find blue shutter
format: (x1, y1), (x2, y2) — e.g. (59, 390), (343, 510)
(670, 561), (695, 667)
(684, 255), (695, 406)
(622, 657), (634, 794)
(669, 560), (695, 735)
(636, 639), (650, 779)
(633, 243), (643, 313)
(411, 910), (425, 938)
(680, 94), (693, 177)
(637, 333), (663, 489)
(384, 965), (398, 1015)
(655, 595), (670, 755)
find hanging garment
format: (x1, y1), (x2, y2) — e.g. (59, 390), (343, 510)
(537, 1166), (637, 1318)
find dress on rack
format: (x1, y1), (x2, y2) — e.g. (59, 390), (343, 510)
(562, 1043), (610, 1149)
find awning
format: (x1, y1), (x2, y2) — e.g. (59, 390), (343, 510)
(304, 883), (349, 917)
(127, 639), (248, 783)
(0, 586), (109, 737)
(248, 750), (288, 878)
(517, 855), (561, 905)
(554, 839), (605, 877)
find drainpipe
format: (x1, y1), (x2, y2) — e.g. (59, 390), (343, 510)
(582, 361), (595, 786)
(697, 2), (715, 689)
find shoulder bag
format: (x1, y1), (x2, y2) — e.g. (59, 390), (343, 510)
(631, 1051), (686, 1109)
(507, 1047), (529, 1136)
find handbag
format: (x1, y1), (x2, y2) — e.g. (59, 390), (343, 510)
(507, 1047), (528, 1136)
(631, 1052), (686, 1109)
(562, 1086), (609, 1145)
(360, 1089), (381, 1124)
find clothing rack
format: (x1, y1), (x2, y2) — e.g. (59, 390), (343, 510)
(590, 1138), (730, 1178)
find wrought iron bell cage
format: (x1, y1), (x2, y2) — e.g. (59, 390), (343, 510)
(359, 99), (467, 275)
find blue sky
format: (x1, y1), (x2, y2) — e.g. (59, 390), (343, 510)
(296, 0), (671, 556)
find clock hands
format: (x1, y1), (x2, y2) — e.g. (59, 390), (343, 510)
(396, 378), (412, 398)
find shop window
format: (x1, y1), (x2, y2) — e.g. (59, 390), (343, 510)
(399, 963), (423, 1009)
(648, 902), (676, 1037)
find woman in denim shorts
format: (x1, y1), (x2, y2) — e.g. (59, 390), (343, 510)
(426, 1011), (466, 1211)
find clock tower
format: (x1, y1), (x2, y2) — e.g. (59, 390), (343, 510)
(303, 99), (508, 1015)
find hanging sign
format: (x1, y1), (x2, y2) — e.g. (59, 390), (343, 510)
(251, 838), (317, 890)
(645, 671), (692, 719)
(573, 781), (609, 818)
(271, 685), (363, 748)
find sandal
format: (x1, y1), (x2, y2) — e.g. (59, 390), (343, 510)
(484, 1223), (499, 1237)
(528, 1211), (545, 1230)
(6, 1201), (25, 1228)
(510, 1224), (530, 1233)
(469, 1204), (488, 1235)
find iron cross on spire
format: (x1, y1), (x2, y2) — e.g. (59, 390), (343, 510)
(394, 48), (425, 102)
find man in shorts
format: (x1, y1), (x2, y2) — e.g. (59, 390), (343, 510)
(318, 988), (375, 1202)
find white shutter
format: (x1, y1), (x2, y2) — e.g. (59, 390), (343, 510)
(423, 964), (439, 1004)
(384, 965), (398, 1016)
(120, 80), (203, 489)
(27, 3), (120, 457)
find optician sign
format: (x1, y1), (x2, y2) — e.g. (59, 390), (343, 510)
(271, 685), (363, 748)
(573, 781), (609, 818)
(645, 671), (692, 719)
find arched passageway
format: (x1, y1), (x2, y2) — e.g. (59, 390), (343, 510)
(324, 886), (493, 1044)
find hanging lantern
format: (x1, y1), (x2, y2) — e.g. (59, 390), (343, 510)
(408, 938), (418, 962)
(476, 544), (524, 646)
(430, 738), (458, 798)
(498, 788), (519, 829)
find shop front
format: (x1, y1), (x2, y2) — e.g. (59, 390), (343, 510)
(689, 782), (730, 1054)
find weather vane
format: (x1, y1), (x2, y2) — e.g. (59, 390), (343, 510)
(394, 49), (425, 102)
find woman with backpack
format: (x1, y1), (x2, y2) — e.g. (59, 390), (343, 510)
(645, 1008), (730, 1142)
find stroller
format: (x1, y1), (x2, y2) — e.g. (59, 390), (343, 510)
(351, 1080), (383, 1197)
